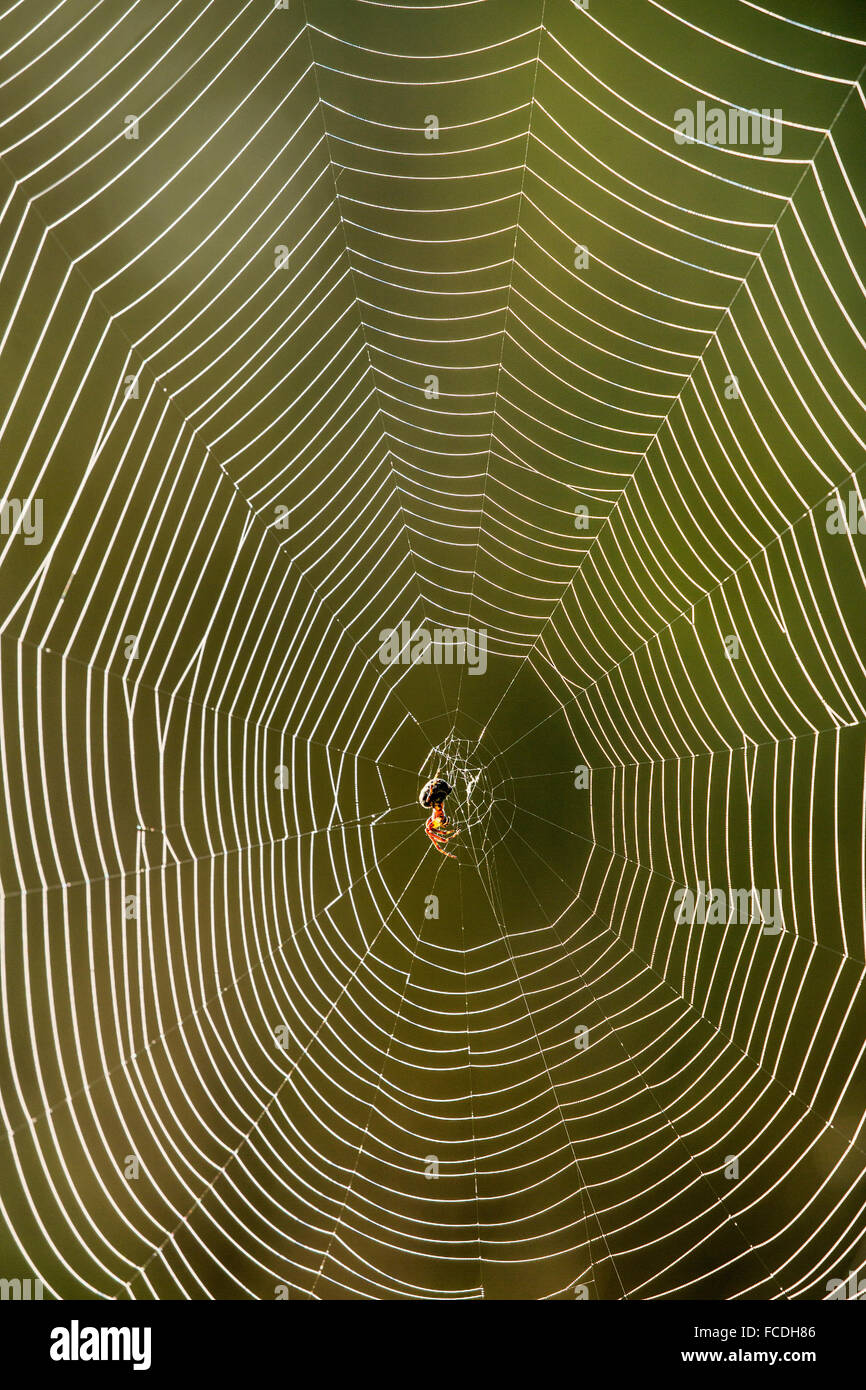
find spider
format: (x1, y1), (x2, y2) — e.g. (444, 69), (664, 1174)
(419, 776), (460, 859)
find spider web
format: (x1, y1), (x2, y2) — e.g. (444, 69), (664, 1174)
(0, 0), (864, 1302)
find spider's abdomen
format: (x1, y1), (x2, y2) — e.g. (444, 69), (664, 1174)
(419, 778), (452, 808)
